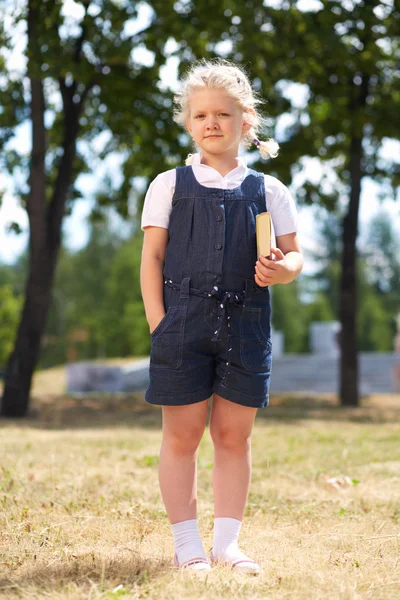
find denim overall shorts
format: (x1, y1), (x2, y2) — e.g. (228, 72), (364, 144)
(145, 166), (272, 409)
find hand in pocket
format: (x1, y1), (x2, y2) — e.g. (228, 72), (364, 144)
(150, 313), (166, 335)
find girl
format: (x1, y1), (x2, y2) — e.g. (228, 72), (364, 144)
(140, 59), (303, 574)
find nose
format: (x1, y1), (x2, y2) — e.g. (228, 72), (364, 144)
(205, 117), (219, 130)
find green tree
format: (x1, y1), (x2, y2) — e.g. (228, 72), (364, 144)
(2, 0), (398, 415)
(357, 261), (393, 351)
(271, 281), (308, 352)
(303, 208), (342, 317)
(0, 286), (23, 366)
(99, 234), (148, 357)
(359, 211), (400, 350)
(303, 207), (398, 352)
(41, 214), (124, 366)
(41, 225), (147, 365)
(362, 211), (400, 315)
(0, 258), (28, 296)
(0, 0), (233, 416)
(233, 0), (399, 405)
(307, 293), (335, 324)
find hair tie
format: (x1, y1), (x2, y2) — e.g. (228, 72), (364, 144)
(253, 137), (279, 159)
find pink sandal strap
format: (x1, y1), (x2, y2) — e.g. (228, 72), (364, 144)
(211, 551), (258, 570)
(174, 553), (209, 569)
(232, 558), (257, 568)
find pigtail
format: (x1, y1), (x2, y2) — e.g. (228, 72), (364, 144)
(185, 153), (195, 166)
(252, 135), (279, 159)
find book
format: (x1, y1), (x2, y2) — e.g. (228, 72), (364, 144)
(256, 212), (272, 258)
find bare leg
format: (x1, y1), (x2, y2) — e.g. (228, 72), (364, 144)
(209, 393), (260, 573)
(159, 399), (209, 524)
(209, 393), (257, 519)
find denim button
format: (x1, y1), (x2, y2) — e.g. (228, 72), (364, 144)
(215, 276), (221, 283)
(215, 243), (222, 250)
(216, 214), (222, 222)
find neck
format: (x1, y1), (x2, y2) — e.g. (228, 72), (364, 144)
(199, 150), (240, 176)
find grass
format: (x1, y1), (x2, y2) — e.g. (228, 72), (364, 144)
(0, 372), (399, 599)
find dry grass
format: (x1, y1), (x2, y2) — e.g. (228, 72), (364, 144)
(0, 388), (399, 599)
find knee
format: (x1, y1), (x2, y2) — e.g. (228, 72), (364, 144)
(210, 424), (251, 454)
(163, 424), (204, 456)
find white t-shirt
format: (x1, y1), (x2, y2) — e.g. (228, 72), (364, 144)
(141, 153), (298, 239)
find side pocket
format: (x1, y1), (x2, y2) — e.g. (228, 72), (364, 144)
(150, 305), (187, 369)
(240, 307), (272, 373)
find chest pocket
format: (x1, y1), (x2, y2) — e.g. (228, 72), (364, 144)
(239, 307), (272, 373)
(150, 305), (187, 369)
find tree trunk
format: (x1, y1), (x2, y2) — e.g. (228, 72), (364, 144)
(1, 248), (59, 416)
(339, 70), (370, 407)
(0, 4), (51, 419)
(1, 125), (79, 417)
(0, 3), (83, 417)
(339, 134), (363, 406)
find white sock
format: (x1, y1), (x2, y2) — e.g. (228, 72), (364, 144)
(171, 519), (207, 565)
(213, 517), (255, 564)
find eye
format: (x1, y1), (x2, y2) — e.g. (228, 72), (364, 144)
(219, 113), (229, 116)
(195, 114), (205, 119)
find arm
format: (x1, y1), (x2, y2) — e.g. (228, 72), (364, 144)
(140, 226), (169, 333)
(254, 232), (303, 287)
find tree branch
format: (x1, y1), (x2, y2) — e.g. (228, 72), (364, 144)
(74, 0), (91, 64)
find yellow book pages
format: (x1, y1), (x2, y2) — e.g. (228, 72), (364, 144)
(256, 212), (271, 258)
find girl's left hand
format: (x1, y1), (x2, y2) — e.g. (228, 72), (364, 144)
(254, 248), (292, 287)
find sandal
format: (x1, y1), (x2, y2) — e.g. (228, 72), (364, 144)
(210, 551), (261, 575)
(173, 552), (211, 572)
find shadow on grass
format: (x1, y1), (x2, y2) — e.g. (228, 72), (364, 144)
(0, 392), (399, 430)
(0, 549), (171, 596)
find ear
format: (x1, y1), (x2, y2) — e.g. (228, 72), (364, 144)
(242, 108), (255, 133)
(186, 117), (193, 135)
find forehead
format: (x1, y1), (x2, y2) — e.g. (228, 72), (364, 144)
(188, 88), (239, 113)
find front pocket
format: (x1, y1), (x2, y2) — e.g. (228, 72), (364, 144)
(150, 305), (187, 369)
(240, 307), (272, 372)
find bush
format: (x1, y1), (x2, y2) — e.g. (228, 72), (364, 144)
(0, 285), (22, 366)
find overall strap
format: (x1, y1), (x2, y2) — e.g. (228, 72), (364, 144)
(179, 276), (191, 300)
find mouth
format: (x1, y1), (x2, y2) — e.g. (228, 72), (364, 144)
(204, 135), (223, 139)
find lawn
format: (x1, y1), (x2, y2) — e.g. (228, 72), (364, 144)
(0, 381), (399, 599)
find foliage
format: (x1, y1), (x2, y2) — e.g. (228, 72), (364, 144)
(40, 214), (127, 366)
(306, 292), (336, 326)
(2, 204), (398, 366)
(362, 211), (400, 315)
(1, 1), (399, 405)
(98, 233), (149, 358)
(0, 285), (22, 365)
(303, 207), (399, 352)
(271, 281), (308, 352)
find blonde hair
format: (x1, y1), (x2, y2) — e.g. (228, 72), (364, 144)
(173, 58), (279, 165)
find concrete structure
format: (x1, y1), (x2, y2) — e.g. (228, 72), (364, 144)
(310, 321), (341, 356)
(270, 352), (398, 395)
(66, 353), (399, 395)
(271, 328), (284, 357)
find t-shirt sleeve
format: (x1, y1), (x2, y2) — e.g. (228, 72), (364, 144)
(141, 170), (176, 231)
(264, 175), (298, 237)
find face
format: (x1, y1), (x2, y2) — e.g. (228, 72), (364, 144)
(185, 88), (251, 158)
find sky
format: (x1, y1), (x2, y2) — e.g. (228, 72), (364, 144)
(0, 0), (399, 268)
